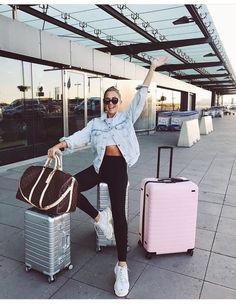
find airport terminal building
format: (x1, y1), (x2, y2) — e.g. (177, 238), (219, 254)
(0, 4), (236, 166)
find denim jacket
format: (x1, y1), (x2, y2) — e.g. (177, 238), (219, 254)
(60, 85), (148, 173)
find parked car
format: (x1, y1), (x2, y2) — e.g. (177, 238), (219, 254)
(0, 102), (8, 110)
(74, 97), (101, 115)
(3, 99), (47, 119)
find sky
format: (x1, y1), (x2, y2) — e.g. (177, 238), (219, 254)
(205, 3), (236, 102)
(207, 4), (236, 75)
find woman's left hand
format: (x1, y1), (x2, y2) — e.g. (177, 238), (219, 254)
(150, 56), (168, 70)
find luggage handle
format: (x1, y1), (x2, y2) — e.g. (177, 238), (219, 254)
(157, 177), (189, 183)
(62, 233), (70, 251)
(44, 151), (63, 171)
(157, 146), (173, 178)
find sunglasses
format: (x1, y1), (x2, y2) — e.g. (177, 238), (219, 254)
(103, 97), (119, 105)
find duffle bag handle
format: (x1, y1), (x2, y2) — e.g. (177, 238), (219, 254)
(44, 150), (63, 171)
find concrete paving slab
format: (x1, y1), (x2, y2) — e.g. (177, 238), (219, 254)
(0, 255), (22, 279)
(71, 219), (96, 248)
(127, 264), (202, 299)
(0, 177), (18, 192)
(72, 253), (146, 295)
(201, 281), (236, 299)
(0, 202), (26, 229)
(221, 205), (236, 219)
(0, 263), (68, 299)
(212, 232), (236, 258)
(227, 179), (236, 188)
(0, 227), (24, 262)
(51, 279), (117, 299)
(206, 252), (236, 289)
(0, 188), (30, 208)
(218, 217), (236, 235)
(127, 214), (139, 234)
(225, 186), (236, 197)
(198, 201), (222, 216)
(127, 231), (139, 254)
(198, 191), (224, 204)
(195, 228), (215, 251)
(1, 116), (236, 299)
(224, 193), (236, 207)
(199, 180), (228, 195)
(0, 169), (22, 180)
(61, 242), (97, 279)
(197, 212), (219, 231)
(128, 243), (151, 265)
(142, 248), (210, 280)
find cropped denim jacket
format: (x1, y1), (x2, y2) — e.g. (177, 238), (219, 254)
(60, 85), (148, 173)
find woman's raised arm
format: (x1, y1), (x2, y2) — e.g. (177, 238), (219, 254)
(142, 56), (168, 87)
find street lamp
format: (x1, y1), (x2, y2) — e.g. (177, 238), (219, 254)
(17, 85), (31, 101)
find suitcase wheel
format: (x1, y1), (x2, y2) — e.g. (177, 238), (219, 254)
(48, 276), (55, 283)
(145, 252), (153, 259)
(25, 265), (31, 272)
(96, 246), (102, 253)
(67, 264), (73, 270)
(186, 248), (194, 256)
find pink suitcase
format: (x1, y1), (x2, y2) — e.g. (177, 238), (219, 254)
(139, 146), (198, 259)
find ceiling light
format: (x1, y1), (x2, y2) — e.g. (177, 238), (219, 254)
(173, 16), (194, 25)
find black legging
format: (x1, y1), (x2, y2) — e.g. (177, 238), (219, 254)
(74, 155), (128, 261)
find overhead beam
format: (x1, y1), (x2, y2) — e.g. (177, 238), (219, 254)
(154, 61), (223, 71)
(192, 80), (234, 85)
(208, 86), (236, 90)
(97, 37), (212, 55)
(220, 92), (236, 95)
(175, 73), (229, 80)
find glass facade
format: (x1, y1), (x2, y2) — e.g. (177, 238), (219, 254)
(0, 56), (121, 166)
(156, 87), (181, 111)
(0, 55), (201, 167)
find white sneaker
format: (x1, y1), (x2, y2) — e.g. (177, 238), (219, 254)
(94, 207), (113, 240)
(114, 262), (130, 297)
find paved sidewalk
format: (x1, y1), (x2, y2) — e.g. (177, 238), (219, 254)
(1, 115), (236, 299)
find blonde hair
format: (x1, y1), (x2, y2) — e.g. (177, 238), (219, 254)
(104, 86), (121, 100)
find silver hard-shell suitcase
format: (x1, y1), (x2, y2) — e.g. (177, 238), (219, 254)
(24, 208), (73, 283)
(96, 182), (129, 252)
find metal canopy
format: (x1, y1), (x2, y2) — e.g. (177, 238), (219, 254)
(1, 3), (235, 95)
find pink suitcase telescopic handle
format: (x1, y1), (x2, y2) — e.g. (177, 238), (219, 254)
(157, 146), (173, 179)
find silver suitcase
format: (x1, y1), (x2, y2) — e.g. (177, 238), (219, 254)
(24, 208), (73, 283)
(96, 182), (129, 252)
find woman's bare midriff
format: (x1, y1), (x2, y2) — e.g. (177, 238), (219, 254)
(105, 145), (122, 156)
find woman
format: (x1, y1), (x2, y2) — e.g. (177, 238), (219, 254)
(47, 56), (168, 297)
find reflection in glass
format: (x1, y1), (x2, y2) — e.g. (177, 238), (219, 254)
(156, 87), (180, 111)
(0, 57), (64, 165)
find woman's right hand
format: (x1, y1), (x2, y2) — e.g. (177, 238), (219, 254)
(47, 146), (60, 159)
(47, 141), (67, 159)
(150, 56), (168, 70)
